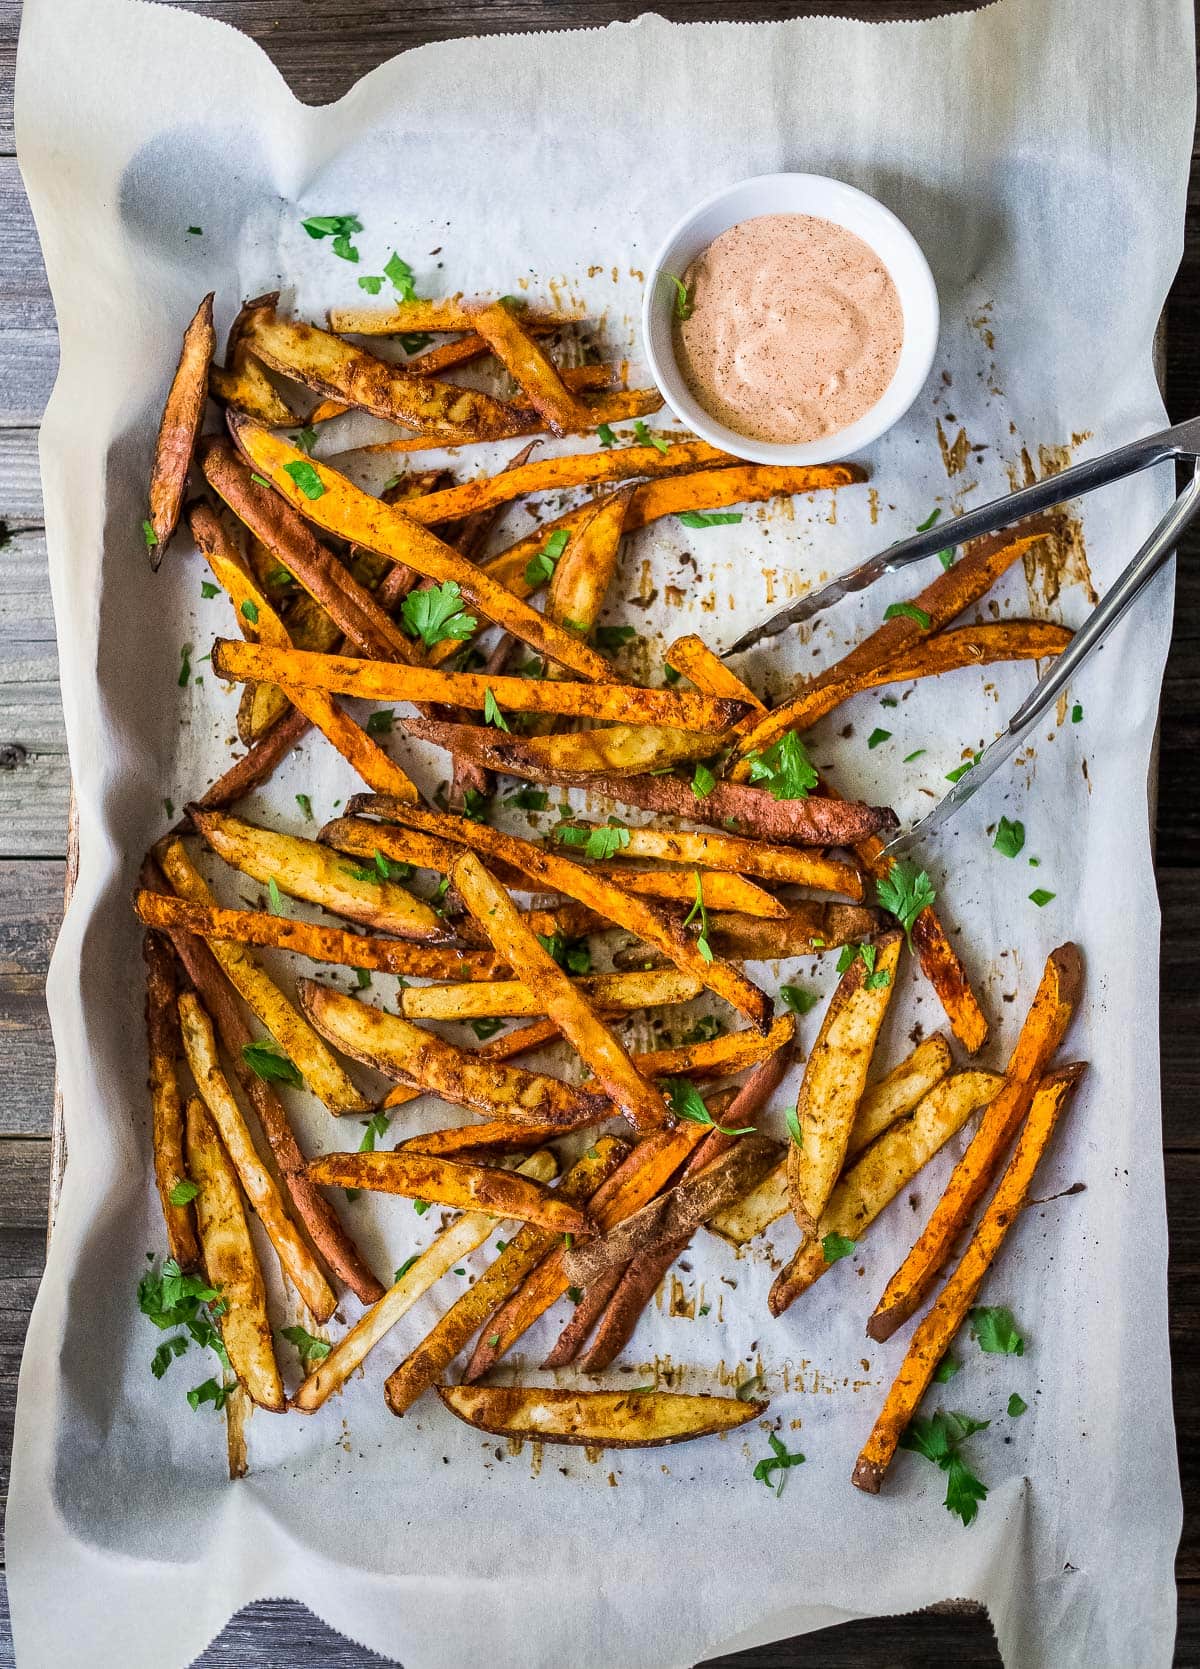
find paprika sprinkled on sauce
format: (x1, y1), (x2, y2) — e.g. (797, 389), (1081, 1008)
(675, 213), (904, 445)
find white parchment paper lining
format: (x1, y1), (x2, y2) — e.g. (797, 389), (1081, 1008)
(8, 1), (1194, 1664)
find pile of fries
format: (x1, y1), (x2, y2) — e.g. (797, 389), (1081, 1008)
(136, 284), (1085, 1499)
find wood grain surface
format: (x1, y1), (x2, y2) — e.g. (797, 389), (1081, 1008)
(0, 3), (1196, 1665)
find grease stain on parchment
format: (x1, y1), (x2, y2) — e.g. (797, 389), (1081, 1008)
(1004, 442), (1099, 610)
(936, 418), (972, 477)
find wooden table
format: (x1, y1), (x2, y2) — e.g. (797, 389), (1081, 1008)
(0, 3), (1196, 1663)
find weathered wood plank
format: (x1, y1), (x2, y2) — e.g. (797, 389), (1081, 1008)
(0, 432), (43, 527)
(0, 861), (62, 1138)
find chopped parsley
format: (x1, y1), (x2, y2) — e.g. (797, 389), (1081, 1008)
(508, 787), (549, 811)
(401, 579), (476, 649)
(1071, 702), (1083, 723)
(993, 816), (1025, 858)
(295, 793), (314, 820)
(885, 601), (932, 629)
(267, 876), (284, 915)
(555, 820), (631, 861)
(970, 1305), (1025, 1355)
(1029, 888), (1056, 908)
(937, 549), (956, 571)
(752, 1431), (805, 1497)
(358, 1110), (392, 1153)
(681, 871), (713, 962)
(665, 1075), (755, 1134)
(142, 519), (159, 553)
(836, 941), (891, 990)
(933, 1356), (961, 1383)
(821, 1231), (857, 1264)
(250, 473), (272, 489)
(471, 1018), (505, 1040)
(358, 274), (383, 294)
(903, 749), (926, 763)
(399, 332), (434, 355)
(666, 274), (694, 320)
(200, 580), (219, 600)
(242, 1039), (303, 1087)
(566, 1286), (584, 1304)
(240, 599), (259, 625)
(597, 423), (617, 448)
(302, 214), (363, 262)
(177, 643), (193, 687)
(678, 510), (743, 528)
(867, 727), (892, 749)
(785, 1106), (803, 1148)
(735, 1372), (766, 1401)
(413, 1199), (430, 1216)
(394, 1255), (420, 1282)
(916, 508), (942, 532)
(876, 862), (936, 949)
(678, 1015), (724, 1044)
(744, 730), (818, 801)
(524, 527), (571, 588)
(384, 252), (418, 300)
(284, 459), (326, 500)
(1007, 1393), (1028, 1418)
(187, 1378), (230, 1412)
(779, 984), (819, 1015)
(691, 762), (716, 799)
(483, 689), (510, 731)
(633, 419), (669, 455)
(292, 427), (318, 455)
(366, 708), (394, 736)
(593, 624), (637, 651)
(355, 968), (371, 989)
(946, 751), (982, 784)
(168, 1178), (199, 1206)
(461, 788), (490, 824)
(187, 226), (203, 236)
(900, 1410), (990, 1526)
(536, 932), (592, 975)
(281, 1324), (332, 1366)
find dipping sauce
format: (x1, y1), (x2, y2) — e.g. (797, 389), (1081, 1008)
(674, 213), (904, 445)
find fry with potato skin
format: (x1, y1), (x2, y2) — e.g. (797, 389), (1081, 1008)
(868, 942), (1083, 1342)
(210, 291), (300, 427)
(611, 904), (878, 966)
(383, 1018), (562, 1111)
(143, 930), (200, 1267)
(438, 1385), (766, 1448)
(853, 1063), (1085, 1493)
(147, 292), (214, 562)
(354, 388), (665, 454)
(401, 717), (734, 778)
(185, 1096), (284, 1412)
(846, 1033), (954, 1160)
(853, 620), (1073, 691)
(193, 703), (313, 813)
(452, 852), (670, 1134)
(177, 990), (337, 1321)
(545, 487), (635, 635)
(306, 1149), (592, 1235)
(556, 821), (864, 899)
(398, 967), (702, 1023)
(465, 300), (592, 434)
(327, 297), (582, 335)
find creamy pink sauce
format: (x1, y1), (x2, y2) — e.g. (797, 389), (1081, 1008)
(675, 213), (904, 444)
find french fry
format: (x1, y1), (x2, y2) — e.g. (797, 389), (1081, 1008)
(540, 1262), (630, 1369)
(665, 634), (767, 709)
(383, 1018), (562, 1110)
(847, 1033), (954, 1160)
(159, 838), (371, 1114)
(452, 852), (669, 1134)
(306, 1149), (591, 1235)
(556, 822), (864, 898)
(135, 891), (500, 980)
(147, 292), (214, 562)
(438, 1385), (764, 1448)
(855, 620), (1072, 690)
(292, 1151), (561, 1412)
(853, 1064), (1085, 1494)
(465, 300), (591, 434)
(318, 815), (464, 876)
(297, 978), (611, 1126)
(788, 933), (902, 1237)
(545, 487), (635, 635)
(355, 387), (664, 453)
(143, 930), (200, 1267)
(210, 291), (302, 426)
(178, 990), (337, 1320)
(730, 525), (1049, 767)
(398, 969), (702, 1023)
(327, 298), (581, 335)
(593, 867), (787, 917)
(190, 809), (443, 941)
(401, 716), (737, 777)
(185, 1095), (285, 1412)
(209, 639), (745, 732)
(610, 904), (877, 967)
(867, 942), (1083, 1342)
(230, 418), (619, 681)
(193, 704), (312, 814)
(768, 1069), (1004, 1313)
(343, 797), (772, 1030)
(383, 1138), (628, 1415)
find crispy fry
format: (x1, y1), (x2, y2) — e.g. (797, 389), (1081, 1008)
(318, 815), (463, 875)
(397, 967), (701, 1022)
(190, 809), (443, 941)
(356, 388), (664, 453)
(401, 717), (735, 777)
(708, 904), (879, 962)
(465, 300), (591, 434)
(452, 852), (669, 1134)
(769, 1069), (1004, 1313)
(546, 487), (635, 634)
(135, 891), (500, 980)
(853, 1064), (1085, 1493)
(557, 821), (864, 898)
(384, 1018), (562, 1112)
(185, 1095), (284, 1412)
(344, 797), (771, 1030)
(159, 838), (371, 1114)
(293, 1148), (560, 1411)
(210, 291), (302, 426)
(143, 931), (200, 1267)
(307, 1148), (591, 1235)
(383, 1139), (627, 1415)
(327, 298), (581, 335)
(540, 1262), (630, 1369)
(439, 1385), (764, 1447)
(857, 620), (1072, 689)
(788, 933), (902, 1237)
(297, 978), (610, 1126)
(593, 866), (787, 916)
(847, 1033), (954, 1160)
(399, 1122), (557, 1156)
(147, 292), (214, 562)
(666, 634), (767, 709)
(178, 991), (336, 1320)
(867, 942), (1082, 1341)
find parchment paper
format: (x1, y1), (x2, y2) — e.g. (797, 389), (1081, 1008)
(8, 1), (1194, 1664)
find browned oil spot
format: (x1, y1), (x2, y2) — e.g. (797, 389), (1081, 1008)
(936, 419), (971, 477)
(530, 1441), (543, 1478)
(762, 569), (778, 605)
(1022, 508), (1097, 611)
(668, 1275), (695, 1319)
(629, 268), (645, 283)
(664, 584), (686, 607)
(506, 1435), (523, 1457)
(867, 487), (881, 525)
(587, 264), (603, 278)
(1055, 689), (1070, 725)
(608, 1471), (619, 1487)
(700, 592), (716, 612)
(584, 1443), (603, 1464)
(636, 558), (656, 604)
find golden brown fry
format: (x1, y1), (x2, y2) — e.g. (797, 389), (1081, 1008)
(355, 388), (664, 453)
(465, 300), (591, 435)
(401, 717), (735, 777)
(452, 852), (669, 1134)
(867, 942), (1083, 1342)
(327, 298), (581, 335)
(769, 1069), (1004, 1313)
(159, 838), (371, 1114)
(857, 620), (1072, 689)
(383, 1018), (562, 1111)
(852, 1064), (1084, 1493)
(307, 1148), (591, 1235)
(545, 487), (635, 635)
(147, 292), (214, 563)
(557, 821), (864, 898)
(297, 978), (610, 1126)
(135, 890), (500, 980)
(592, 866), (787, 917)
(847, 1033), (954, 1160)
(178, 991), (336, 1320)
(210, 291), (301, 426)
(438, 1385), (764, 1448)
(383, 1139), (627, 1415)
(788, 933), (902, 1237)
(344, 797), (772, 1030)
(143, 931), (200, 1267)
(190, 809), (443, 941)
(318, 814), (464, 876)
(194, 705), (314, 813)
(634, 1013), (795, 1081)
(185, 1095), (284, 1412)
(293, 1148), (561, 1412)
(665, 634), (767, 708)
(397, 967), (702, 1022)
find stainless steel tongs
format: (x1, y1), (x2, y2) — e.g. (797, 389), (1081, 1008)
(724, 416), (1200, 860)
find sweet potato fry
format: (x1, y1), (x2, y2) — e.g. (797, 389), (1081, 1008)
(147, 292), (214, 563)
(466, 300), (591, 434)
(439, 1385), (764, 1447)
(327, 298), (581, 335)
(556, 822), (863, 898)
(868, 942), (1083, 1342)
(194, 704), (313, 813)
(852, 1063), (1085, 1494)
(401, 717), (734, 777)
(318, 815), (464, 876)
(856, 620), (1072, 691)
(397, 968), (702, 1022)
(452, 852), (670, 1133)
(143, 931), (200, 1267)
(383, 1138), (628, 1415)
(707, 904), (879, 962)
(210, 290), (302, 426)
(294, 1148), (562, 1412)
(383, 1019), (561, 1111)
(730, 525), (1048, 767)
(665, 634), (767, 710)
(343, 797), (771, 1030)
(297, 978), (611, 1126)
(846, 1033), (954, 1160)
(355, 388), (664, 453)
(158, 838), (371, 1114)
(307, 1149), (591, 1235)
(185, 1095), (284, 1412)
(545, 487), (635, 635)
(768, 1069), (1004, 1314)
(190, 809), (443, 941)
(540, 1262), (630, 1369)
(178, 991), (336, 1320)
(634, 1013), (795, 1081)
(592, 867), (787, 916)
(135, 891), (500, 981)
(399, 1122), (563, 1156)
(788, 933), (902, 1237)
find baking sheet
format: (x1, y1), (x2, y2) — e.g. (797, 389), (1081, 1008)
(8, 0), (1194, 1664)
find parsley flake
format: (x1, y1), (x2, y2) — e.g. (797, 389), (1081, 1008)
(745, 731), (818, 801)
(867, 727), (892, 749)
(401, 579), (476, 649)
(780, 984), (819, 1016)
(1029, 888), (1056, 908)
(876, 862), (936, 949)
(597, 422), (617, 448)
(168, 1179), (199, 1206)
(933, 1356), (961, 1383)
(970, 1305), (1025, 1355)
(916, 508), (942, 532)
(142, 519), (159, 552)
(240, 598), (259, 624)
(471, 1018), (505, 1041)
(524, 527), (571, 588)
(281, 1324), (331, 1366)
(633, 419), (669, 455)
(752, 1431), (805, 1497)
(384, 252), (418, 300)
(593, 624), (637, 651)
(993, 816), (1025, 858)
(200, 580), (219, 599)
(1071, 702), (1083, 723)
(822, 1231), (857, 1264)
(483, 689), (510, 731)
(177, 643), (193, 687)
(366, 708), (394, 737)
(242, 1039), (303, 1087)
(665, 1076), (755, 1135)
(900, 1410), (990, 1526)
(1007, 1392), (1028, 1417)
(885, 601), (932, 629)
(666, 273), (694, 320)
(284, 459), (326, 500)
(394, 1255), (420, 1282)
(295, 793), (314, 820)
(678, 510), (743, 528)
(785, 1106), (803, 1148)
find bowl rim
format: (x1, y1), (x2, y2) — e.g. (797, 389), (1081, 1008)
(640, 171), (940, 466)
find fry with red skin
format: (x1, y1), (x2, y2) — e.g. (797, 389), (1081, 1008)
(556, 820), (864, 898)
(402, 716), (732, 778)
(354, 388), (664, 454)
(853, 1064), (1085, 1494)
(143, 930), (200, 1267)
(147, 292), (214, 561)
(193, 704), (312, 813)
(306, 1149), (592, 1236)
(868, 942), (1083, 1342)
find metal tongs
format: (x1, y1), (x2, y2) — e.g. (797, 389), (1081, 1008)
(725, 416), (1200, 860)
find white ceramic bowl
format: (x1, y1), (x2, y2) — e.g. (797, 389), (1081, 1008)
(641, 172), (939, 465)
